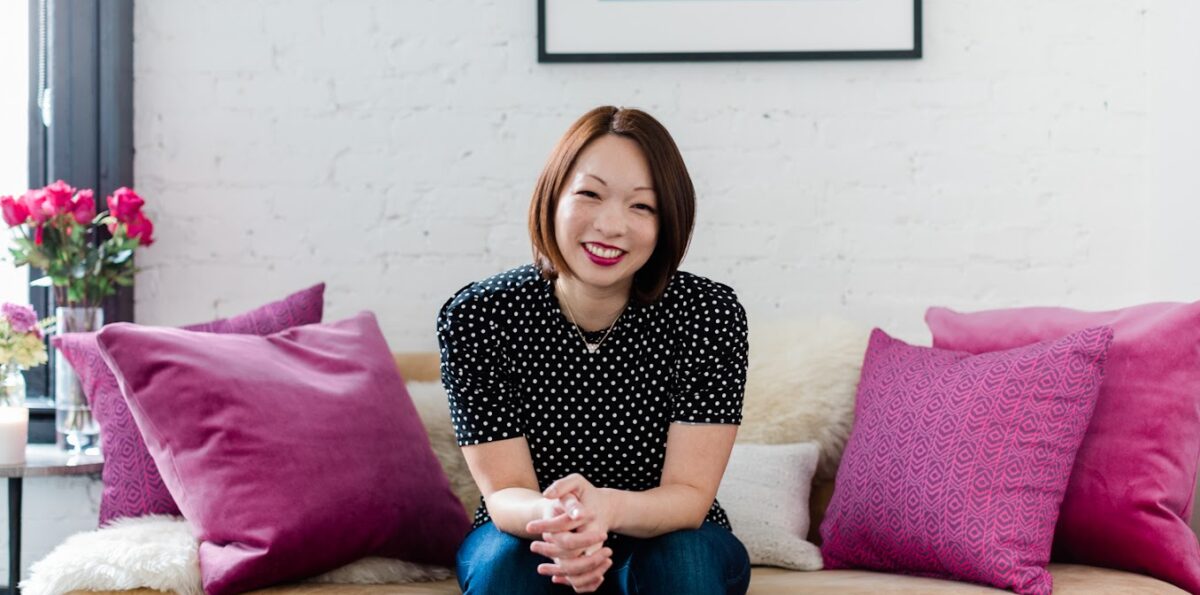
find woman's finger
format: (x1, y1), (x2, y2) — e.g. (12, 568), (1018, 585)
(530, 535), (607, 561)
(573, 561), (612, 593)
(530, 539), (570, 560)
(543, 473), (588, 499)
(526, 507), (594, 535)
(560, 493), (582, 517)
(564, 556), (613, 593)
(535, 547), (612, 577)
(542, 528), (607, 552)
(527, 512), (567, 535)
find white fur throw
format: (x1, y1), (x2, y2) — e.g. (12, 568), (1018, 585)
(406, 380), (483, 518)
(21, 383), (473, 595)
(717, 442), (823, 570)
(738, 316), (870, 482)
(20, 516), (452, 595)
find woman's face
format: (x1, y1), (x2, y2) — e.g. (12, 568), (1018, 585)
(554, 134), (659, 295)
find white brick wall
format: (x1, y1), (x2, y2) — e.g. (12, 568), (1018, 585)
(128, 0), (1168, 349)
(12, 0), (1200, 581)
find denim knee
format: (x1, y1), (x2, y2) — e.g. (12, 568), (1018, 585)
(621, 522), (751, 595)
(456, 523), (566, 595)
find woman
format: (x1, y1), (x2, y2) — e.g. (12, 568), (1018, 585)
(437, 106), (751, 595)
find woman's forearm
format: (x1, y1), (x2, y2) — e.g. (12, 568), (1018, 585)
(601, 485), (711, 538)
(486, 487), (553, 540)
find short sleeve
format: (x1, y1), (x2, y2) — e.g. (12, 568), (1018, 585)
(436, 284), (523, 446)
(670, 282), (749, 424)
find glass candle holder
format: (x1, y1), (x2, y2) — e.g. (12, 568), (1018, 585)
(0, 359), (28, 465)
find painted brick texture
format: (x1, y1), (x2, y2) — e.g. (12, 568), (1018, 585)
(12, 0), (1191, 581)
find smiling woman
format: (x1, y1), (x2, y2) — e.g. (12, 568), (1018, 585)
(436, 107), (752, 595)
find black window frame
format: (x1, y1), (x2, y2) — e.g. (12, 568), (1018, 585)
(23, 0), (134, 436)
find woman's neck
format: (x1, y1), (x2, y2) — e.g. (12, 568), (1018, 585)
(554, 276), (630, 332)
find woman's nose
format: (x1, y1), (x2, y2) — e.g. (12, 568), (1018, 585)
(593, 202), (627, 236)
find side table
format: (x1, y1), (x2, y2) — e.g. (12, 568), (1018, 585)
(0, 445), (103, 595)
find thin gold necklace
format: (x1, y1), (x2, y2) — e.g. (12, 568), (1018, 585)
(558, 288), (628, 354)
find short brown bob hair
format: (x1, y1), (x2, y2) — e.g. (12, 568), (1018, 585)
(528, 106), (696, 306)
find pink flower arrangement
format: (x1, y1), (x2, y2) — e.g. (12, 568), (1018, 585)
(0, 302), (53, 369)
(2, 180), (154, 307)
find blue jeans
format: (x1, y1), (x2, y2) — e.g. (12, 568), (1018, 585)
(456, 521), (751, 595)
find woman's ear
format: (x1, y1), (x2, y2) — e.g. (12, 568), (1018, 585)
(534, 252), (558, 277)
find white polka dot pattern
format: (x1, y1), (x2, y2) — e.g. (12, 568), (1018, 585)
(436, 264), (749, 530)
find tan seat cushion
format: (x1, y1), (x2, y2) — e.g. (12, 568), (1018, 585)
(67, 563), (1186, 595)
(747, 564), (1187, 594)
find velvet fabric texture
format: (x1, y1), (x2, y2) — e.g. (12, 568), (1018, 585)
(820, 327), (1113, 595)
(926, 303), (1200, 594)
(95, 312), (470, 595)
(52, 283), (325, 526)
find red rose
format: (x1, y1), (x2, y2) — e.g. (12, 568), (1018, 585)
(125, 212), (155, 246)
(71, 189), (96, 225)
(34, 224), (44, 246)
(21, 190), (49, 224)
(0, 196), (29, 227)
(106, 187), (145, 223)
(43, 179), (76, 216)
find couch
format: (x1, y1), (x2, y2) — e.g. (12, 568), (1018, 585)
(68, 352), (1190, 595)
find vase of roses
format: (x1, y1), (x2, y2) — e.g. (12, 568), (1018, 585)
(2, 180), (154, 453)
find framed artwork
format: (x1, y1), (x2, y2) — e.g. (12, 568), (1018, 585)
(538, 0), (922, 63)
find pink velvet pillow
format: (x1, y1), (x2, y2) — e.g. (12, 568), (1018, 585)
(820, 327), (1113, 595)
(95, 312), (469, 595)
(52, 283), (325, 526)
(927, 303), (1200, 593)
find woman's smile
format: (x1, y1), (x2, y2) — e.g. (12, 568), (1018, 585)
(582, 242), (626, 265)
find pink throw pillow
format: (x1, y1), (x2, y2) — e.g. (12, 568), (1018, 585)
(820, 327), (1113, 595)
(95, 312), (469, 595)
(927, 303), (1200, 593)
(52, 283), (325, 525)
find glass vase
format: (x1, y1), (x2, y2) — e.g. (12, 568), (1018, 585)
(54, 306), (103, 453)
(0, 359), (28, 465)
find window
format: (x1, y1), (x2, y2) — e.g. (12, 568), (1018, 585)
(0, 1), (134, 442)
(0, 1), (29, 305)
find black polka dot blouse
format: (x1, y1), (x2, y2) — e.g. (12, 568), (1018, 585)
(436, 263), (749, 532)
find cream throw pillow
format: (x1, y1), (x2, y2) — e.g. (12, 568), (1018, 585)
(718, 442), (823, 570)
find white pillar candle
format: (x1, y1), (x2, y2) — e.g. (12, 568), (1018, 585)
(0, 406), (28, 465)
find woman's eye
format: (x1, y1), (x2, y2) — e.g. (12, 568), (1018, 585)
(634, 204), (656, 213)
(578, 190), (600, 198)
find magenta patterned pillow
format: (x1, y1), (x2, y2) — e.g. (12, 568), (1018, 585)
(52, 283), (324, 526)
(820, 327), (1113, 595)
(927, 303), (1200, 593)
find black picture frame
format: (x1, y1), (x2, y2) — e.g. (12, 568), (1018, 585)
(538, 0), (922, 63)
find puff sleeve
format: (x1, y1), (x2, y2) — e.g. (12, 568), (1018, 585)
(669, 282), (749, 425)
(436, 283), (523, 446)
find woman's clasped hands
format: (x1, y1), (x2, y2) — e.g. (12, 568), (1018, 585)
(526, 474), (616, 593)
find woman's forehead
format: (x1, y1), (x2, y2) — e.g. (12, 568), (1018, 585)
(568, 136), (653, 189)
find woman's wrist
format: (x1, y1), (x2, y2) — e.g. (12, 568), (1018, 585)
(597, 487), (625, 532)
(488, 487), (559, 539)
